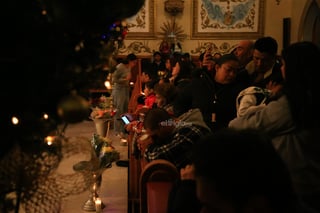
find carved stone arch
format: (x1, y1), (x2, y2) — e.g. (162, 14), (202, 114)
(298, 0), (320, 46)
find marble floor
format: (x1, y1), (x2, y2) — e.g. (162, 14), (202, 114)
(58, 120), (128, 213)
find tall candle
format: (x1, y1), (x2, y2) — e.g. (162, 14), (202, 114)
(95, 198), (102, 213)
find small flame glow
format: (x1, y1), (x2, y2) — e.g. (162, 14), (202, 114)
(11, 116), (19, 125)
(104, 81), (112, 90)
(45, 136), (55, 146)
(43, 113), (49, 119)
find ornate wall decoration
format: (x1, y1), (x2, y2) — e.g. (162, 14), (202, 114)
(159, 20), (187, 44)
(190, 41), (237, 55)
(192, 0), (265, 39)
(158, 20), (187, 54)
(118, 41), (153, 55)
(125, 0), (155, 39)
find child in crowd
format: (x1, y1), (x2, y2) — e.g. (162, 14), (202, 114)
(154, 82), (177, 115)
(143, 80), (157, 109)
(123, 80), (157, 149)
(134, 94), (146, 112)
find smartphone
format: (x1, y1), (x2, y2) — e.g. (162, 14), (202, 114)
(121, 115), (131, 125)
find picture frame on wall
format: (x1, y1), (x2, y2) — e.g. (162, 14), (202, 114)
(192, 0), (265, 39)
(125, 0), (155, 39)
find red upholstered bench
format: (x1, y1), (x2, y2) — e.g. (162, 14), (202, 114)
(139, 159), (179, 213)
(146, 182), (174, 213)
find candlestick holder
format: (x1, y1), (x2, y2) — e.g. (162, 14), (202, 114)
(73, 133), (119, 212)
(73, 160), (106, 212)
(82, 170), (106, 211)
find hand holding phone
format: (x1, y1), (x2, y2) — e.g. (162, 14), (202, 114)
(121, 115), (131, 125)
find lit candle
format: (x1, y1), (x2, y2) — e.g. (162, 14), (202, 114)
(92, 183), (97, 192)
(104, 80), (111, 90)
(95, 198), (102, 213)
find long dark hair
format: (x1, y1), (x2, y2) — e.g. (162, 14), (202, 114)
(281, 41), (320, 129)
(173, 60), (193, 86)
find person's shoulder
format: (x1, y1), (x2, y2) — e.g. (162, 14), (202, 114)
(245, 60), (255, 75)
(149, 92), (156, 98)
(115, 63), (125, 70)
(239, 86), (269, 95)
(146, 93), (156, 101)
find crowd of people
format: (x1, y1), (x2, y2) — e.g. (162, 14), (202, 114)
(110, 37), (320, 213)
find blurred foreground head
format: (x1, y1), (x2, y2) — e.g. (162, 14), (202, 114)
(193, 128), (299, 213)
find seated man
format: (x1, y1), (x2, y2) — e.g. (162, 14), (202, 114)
(138, 107), (211, 170)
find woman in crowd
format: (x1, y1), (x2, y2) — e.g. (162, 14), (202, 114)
(189, 53), (248, 131)
(169, 58), (193, 87)
(111, 53), (137, 139)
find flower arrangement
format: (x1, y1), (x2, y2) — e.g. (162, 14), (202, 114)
(90, 95), (116, 120)
(91, 134), (120, 169)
